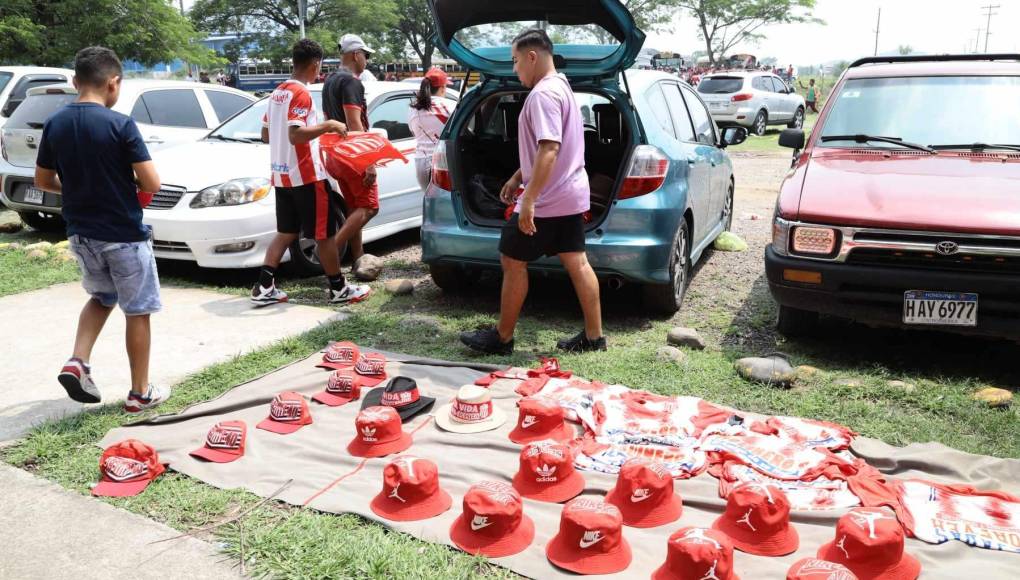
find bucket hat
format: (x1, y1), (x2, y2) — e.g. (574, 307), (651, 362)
(449, 481), (535, 558)
(435, 385), (507, 433)
(605, 458), (683, 528)
(546, 497), (633, 575)
(361, 376), (435, 421)
(257, 391), (313, 434)
(712, 483), (799, 556)
(787, 558), (859, 580)
(313, 369), (363, 407)
(508, 396), (574, 444)
(93, 439), (165, 497)
(347, 406), (413, 458)
(817, 508), (920, 580)
(652, 527), (740, 580)
(190, 420), (246, 463)
(370, 455), (452, 521)
(511, 440), (585, 503)
(317, 341), (360, 370)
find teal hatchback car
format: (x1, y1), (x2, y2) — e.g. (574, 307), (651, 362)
(422, 0), (747, 313)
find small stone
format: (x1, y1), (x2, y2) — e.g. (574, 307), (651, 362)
(26, 249), (48, 260)
(353, 254), (384, 281)
(58, 251), (75, 263)
(0, 221), (24, 234)
(973, 387), (1012, 408)
(383, 278), (414, 295)
(713, 232), (748, 252)
(23, 241), (53, 252)
(656, 345), (687, 364)
(0, 242), (11, 251)
(795, 365), (821, 381)
(887, 380), (916, 393)
(735, 354), (796, 387)
(741, 213), (763, 221)
(7, 242), (22, 250)
(667, 327), (705, 350)
(53, 240), (70, 250)
(835, 378), (863, 388)
(402, 314), (443, 334)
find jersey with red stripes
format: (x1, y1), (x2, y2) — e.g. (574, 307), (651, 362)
(408, 96), (456, 159)
(262, 80), (328, 188)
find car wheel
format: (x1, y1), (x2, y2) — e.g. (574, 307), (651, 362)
(643, 220), (691, 315)
(17, 210), (65, 233)
(753, 110), (768, 136)
(788, 107), (805, 129)
(287, 207), (346, 277)
(776, 304), (819, 337)
(429, 263), (480, 293)
(722, 182), (734, 232)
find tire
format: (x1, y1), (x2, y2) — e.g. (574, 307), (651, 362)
(643, 220), (691, 315)
(721, 182), (734, 232)
(753, 110), (768, 136)
(18, 210), (65, 233)
(429, 263), (480, 294)
(776, 304), (819, 337)
(787, 107), (805, 129)
(287, 206), (346, 277)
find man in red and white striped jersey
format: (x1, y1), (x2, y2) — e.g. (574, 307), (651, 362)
(251, 39), (372, 306)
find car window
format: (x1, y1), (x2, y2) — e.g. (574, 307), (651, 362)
(752, 76), (768, 91)
(130, 98), (152, 124)
(368, 96), (413, 140)
(138, 89), (206, 128)
(770, 77), (788, 93)
(662, 84), (696, 142)
(0, 73), (12, 96)
(15, 78), (68, 99)
(205, 90), (252, 122)
(4, 93), (76, 129)
(679, 85), (716, 146)
(645, 84), (675, 138)
(697, 77), (744, 94)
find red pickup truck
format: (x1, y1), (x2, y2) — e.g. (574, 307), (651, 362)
(766, 54), (1020, 340)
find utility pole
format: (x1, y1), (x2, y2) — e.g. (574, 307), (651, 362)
(872, 8), (881, 56)
(974, 28), (983, 53)
(981, 4), (999, 53)
(299, 0), (307, 39)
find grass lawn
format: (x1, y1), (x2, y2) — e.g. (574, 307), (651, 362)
(0, 211), (79, 297)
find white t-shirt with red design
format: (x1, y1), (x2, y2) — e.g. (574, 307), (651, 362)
(408, 96), (456, 159)
(262, 80), (328, 188)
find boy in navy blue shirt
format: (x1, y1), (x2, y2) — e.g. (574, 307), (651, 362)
(35, 46), (170, 412)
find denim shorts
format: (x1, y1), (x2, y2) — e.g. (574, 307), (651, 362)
(68, 235), (162, 316)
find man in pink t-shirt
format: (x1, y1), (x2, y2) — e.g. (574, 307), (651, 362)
(460, 29), (606, 356)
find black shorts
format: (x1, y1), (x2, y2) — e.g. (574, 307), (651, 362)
(499, 213), (586, 262)
(275, 180), (340, 240)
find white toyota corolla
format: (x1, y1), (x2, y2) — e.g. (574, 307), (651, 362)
(144, 81), (445, 274)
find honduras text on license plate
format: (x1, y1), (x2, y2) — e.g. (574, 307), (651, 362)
(903, 291), (977, 327)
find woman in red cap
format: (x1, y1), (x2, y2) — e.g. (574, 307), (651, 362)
(409, 67), (456, 191)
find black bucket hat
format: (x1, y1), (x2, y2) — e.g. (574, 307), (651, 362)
(361, 376), (436, 422)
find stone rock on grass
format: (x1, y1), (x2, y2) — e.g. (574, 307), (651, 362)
(795, 365), (821, 381)
(401, 314), (443, 335)
(4, 242), (22, 251)
(26, 249), (49, 261)
(656, 345), (687, 364)
(887, 380), (916, 393)
(383, 279), (414, 296)
(713, 231), (748, 252)
(54, 240), (70, 250)
(835, 378), (863, 388)
(667, 327), (705, 350)
(0, 220), (24, 234)
(735, 353), (796, 387)
(57, 250), (75, 263)
(23, 241), (53, 252)
(353, 254), (384, 281)
(973, 387), (1012, 408)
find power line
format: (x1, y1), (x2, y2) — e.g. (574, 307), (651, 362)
(981, 4), (1000, 53)
(973, 27), (983, 53)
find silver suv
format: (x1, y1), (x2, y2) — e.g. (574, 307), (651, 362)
(697, 72), (805, 135)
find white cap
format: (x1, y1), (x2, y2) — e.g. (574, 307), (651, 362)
(339, 34), (375, 55)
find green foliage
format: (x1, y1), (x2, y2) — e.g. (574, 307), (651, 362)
(677, 0), (820, 66)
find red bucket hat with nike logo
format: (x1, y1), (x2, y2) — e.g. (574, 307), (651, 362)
(347, 406), (413, 458)
(449, 480), (535, 558)
(817, 508), (920, 580)
(92, 439), (165, 497)
(511, 440), (585, 503)
(546, 498), (633, 575)
(257, 391), (313, 434)
(787, 558), (859, 580)
(712, 482), (799, 556)
(317, 341), (360, 370)
(370, 455), (452, 521)
(605, 458), (683, 528)
(508, 396), (575, 444)
(652, 527), (740, 580)
(190, 420), (247, 463)
(313, 369), (363, 407)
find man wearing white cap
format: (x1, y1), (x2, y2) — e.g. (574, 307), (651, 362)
(324, 33), (379, 266)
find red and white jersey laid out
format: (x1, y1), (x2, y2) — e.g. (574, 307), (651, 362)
(263, 80), (329, 188)
(700, 433), (858, 483)
(894, 480), (1020, 553)
(716, 461), (862, 511)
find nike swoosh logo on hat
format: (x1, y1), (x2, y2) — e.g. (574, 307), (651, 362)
(470, 517), (493, 531)
(630, 490), (652, 503)
(521, 416), (538, 428)
(579, 533), (604, 549)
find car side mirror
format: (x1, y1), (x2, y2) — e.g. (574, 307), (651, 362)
(779, 129), (805, 150)
(719, 126), (747, 148)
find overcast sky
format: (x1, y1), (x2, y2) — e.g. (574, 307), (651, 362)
(646, 0), (1020, 65)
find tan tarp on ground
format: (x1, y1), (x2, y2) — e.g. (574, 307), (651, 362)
(99, 351), (1020, 579)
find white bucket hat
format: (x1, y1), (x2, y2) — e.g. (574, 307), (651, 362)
(435, 385), (507, 434)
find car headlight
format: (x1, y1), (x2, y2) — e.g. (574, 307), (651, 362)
(190, 178), (270, 209)
(791, 226), (839, 256)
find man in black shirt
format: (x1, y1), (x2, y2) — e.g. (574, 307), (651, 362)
(323, 33), (378, 264)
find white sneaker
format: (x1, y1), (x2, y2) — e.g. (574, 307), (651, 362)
(124, 383), (171, 413)
(251, 283), (289, 306)
(328, 283), (372, 304)
(58, 358), (102, 403)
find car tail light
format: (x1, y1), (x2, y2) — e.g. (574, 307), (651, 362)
(618, 145), (669, 200)
(792, 226), (838, 255)
(429, 140), (452, 195)
(731, 93), (754, 102)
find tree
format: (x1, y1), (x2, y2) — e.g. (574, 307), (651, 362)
(676, 0), (819, 66)
(385, 0), (437, 70)
(587, 0), (686, 44)
(897, 44), (913, 55)
(0, 0), (218, 67)
(190, 0), (397, 42)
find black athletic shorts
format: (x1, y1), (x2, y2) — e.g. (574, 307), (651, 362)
(499, 213), (586, 262)
(275, 180), (340, 241)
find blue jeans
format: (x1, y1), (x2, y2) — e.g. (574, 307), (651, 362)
(68, 235), (162, 316)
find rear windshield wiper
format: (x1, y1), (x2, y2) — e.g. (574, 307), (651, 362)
(929, 143), (1020, 153)
(820, 134), (935, 153)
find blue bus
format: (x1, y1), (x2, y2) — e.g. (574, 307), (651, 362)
(229, 58), (344, 93)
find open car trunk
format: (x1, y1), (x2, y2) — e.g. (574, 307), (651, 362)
(452, 90), (632, 229)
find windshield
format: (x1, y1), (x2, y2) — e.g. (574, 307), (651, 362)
(698, 77), (744, 94)
(819, 76), (1020, 148)
(208, 92), (323, 141)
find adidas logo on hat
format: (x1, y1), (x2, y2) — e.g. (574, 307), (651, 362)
(536, 464), (557, 482)
(347, 406), (413, 458)
(361, 426), (377, 441)
(512, 440), (584, 503)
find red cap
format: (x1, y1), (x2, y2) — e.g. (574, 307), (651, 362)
(652, 527), (740, 580)
(317, 341), (360, 370)
(312, 370), (362, 407)
(92, 439), (165, 497)
(354, 352), (388, 387)
(508, 396), (575, 444)
(449, 481), (535, 558)
(256, 391), (313, 434)
(787, 558), (859, 580)
(605, 458), (683, 528)
(424, 67), (449, 88)
(817, 508), (920, 580)
(347, 406), (413, 458)
(370, 455), (452, 521)
(189, 420), (247, 463)
(546, 498), (633, 575)
(712, 483), (799, 556)
(511, 440), (585, 503)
